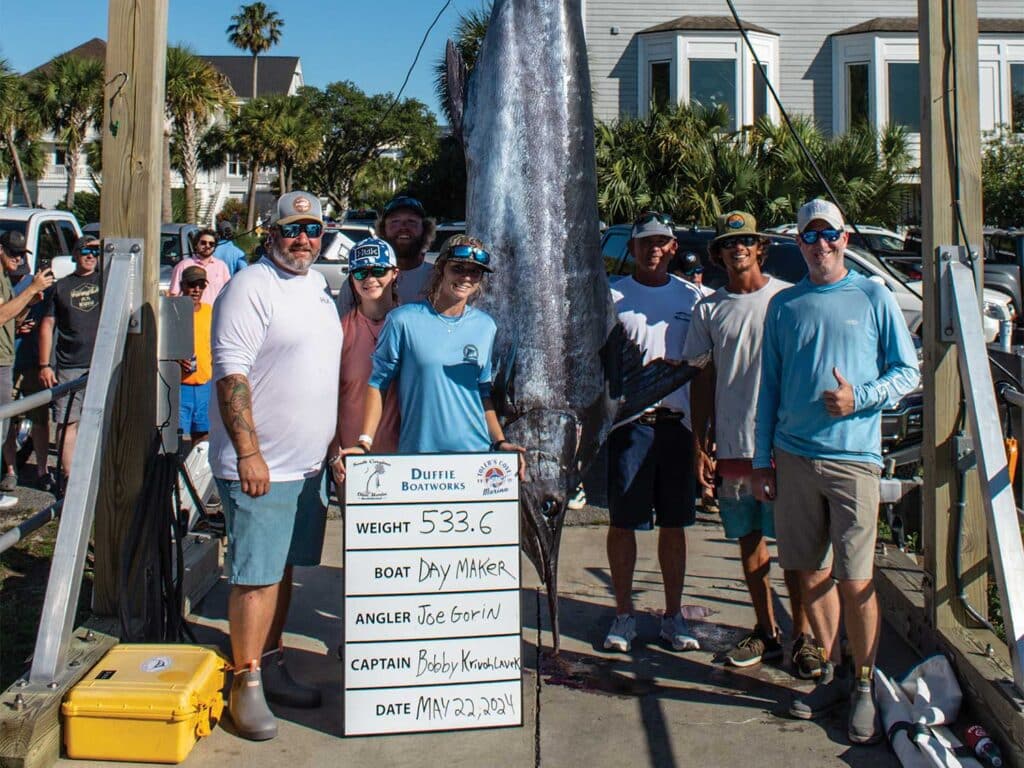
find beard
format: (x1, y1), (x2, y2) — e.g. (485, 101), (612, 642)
(270, 238), (318, 274)
(389, 236), (423, 265)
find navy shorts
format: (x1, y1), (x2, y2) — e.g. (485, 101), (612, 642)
(608, 419), (696, 529)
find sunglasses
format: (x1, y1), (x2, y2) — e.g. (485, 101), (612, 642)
(278, 222), (323, 239)
(196, 240), (216, 248)
(719, 235), (759, 249)
(383, 196), (425, 217)
(799, 229), (844, 245)
(634, 211), (675, 228)
(448, 244), (491, 266)
(184, 280), (208, 289)
(351, 266), (392, 281)
(78, 246), (101, 257)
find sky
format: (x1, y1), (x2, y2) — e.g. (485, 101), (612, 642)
(0, 0), (484, 120)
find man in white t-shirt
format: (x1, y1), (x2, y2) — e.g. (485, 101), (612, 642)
(210, 191), (343, 741)
(603, 212), (704, 655)
(683, 210), (817, 677)
(336, 195), (437, 314)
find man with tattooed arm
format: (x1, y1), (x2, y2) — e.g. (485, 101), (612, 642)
(209, 191), (342, 741)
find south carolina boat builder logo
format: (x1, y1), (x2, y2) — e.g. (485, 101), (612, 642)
(354, 459), (392, 499)
(477, 458), (514, 495)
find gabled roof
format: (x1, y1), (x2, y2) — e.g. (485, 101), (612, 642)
(833, 17), (1024, 36)
(639, 15), (777, 36)
(24, 37), (106, 76)
(202, 56), (301, 98)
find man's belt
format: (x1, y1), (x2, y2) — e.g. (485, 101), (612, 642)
(637, 408), (684, 426)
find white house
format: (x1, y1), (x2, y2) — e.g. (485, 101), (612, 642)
(2, 38), (304, 225)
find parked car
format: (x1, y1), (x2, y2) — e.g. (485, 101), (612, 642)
(0, 207), (81, 278)
(426, 221), (466, 263)
(765, 222), (906, 253)
(311, 227), (359, 297)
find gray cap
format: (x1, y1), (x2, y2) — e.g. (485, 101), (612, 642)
(797, 199), (844, 233)
(271, 191), (323, 226)
(630, 217), (674, 240)
(0, 230), (31, 255)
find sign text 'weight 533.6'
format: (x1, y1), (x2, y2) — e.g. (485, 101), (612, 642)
(343, 453), (522, 736)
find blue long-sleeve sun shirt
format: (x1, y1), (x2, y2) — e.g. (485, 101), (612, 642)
(753, 271), (920, 468)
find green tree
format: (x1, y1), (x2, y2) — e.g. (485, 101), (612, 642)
(407, 134), (467, 220)
(258, 94), (324, 195)
(225, 97), (276, 229)
(291, 82), (438, 213)
(982, 129), (1024, 227)
(434, 3), (490, 129)
(226, 2), (284, 99)
(0, 58), (45, 206)
(165, 46), (235, 223)
(29, 54), (104, 209)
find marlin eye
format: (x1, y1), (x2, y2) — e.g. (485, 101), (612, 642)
(541, 498), (560, 517)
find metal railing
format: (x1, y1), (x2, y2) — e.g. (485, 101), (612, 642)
(24, 238), (141, 687)
(947, 258), (1024, 690)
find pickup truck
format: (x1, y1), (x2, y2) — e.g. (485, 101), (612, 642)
(0, 207), (81, 278)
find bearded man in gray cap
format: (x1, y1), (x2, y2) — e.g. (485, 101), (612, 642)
(210, 191), (342, 741)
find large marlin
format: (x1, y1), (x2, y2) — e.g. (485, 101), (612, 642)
(448, 0), (698, 652)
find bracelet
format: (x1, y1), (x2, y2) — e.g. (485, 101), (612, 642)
(236, 450), (260, 461)
(356, 441), (371, 454)
(39, 363), (51, 369)
(357, 433), (374, 448)
(490, 439), (507, 451)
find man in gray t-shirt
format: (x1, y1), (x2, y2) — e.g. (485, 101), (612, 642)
(683, 211), (815, 676)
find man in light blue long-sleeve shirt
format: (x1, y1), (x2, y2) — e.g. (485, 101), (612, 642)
(752, 199), (919, 745)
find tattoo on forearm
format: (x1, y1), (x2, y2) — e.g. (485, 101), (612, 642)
(217, 375), (259, 452)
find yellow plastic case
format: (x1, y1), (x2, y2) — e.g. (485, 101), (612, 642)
(62, 644), (228, 764)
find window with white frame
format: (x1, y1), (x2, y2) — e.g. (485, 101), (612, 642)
(226, 154), (247, 177)
(847, 63), (870, 127)
(1012, 63), (1024, 133)
(887, 62), (920, 133)
(636, 28), (779, 128)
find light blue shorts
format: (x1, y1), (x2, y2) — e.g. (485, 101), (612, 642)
(216, 472), (327, 586)
(718, 475), (775, 540)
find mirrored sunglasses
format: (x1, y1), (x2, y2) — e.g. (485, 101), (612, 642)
(634, 211), (675, 228)
(278, 222), (323, 239)
(78, 246), (101, 257)
(351, 266), (392, 281)
(383, 196), (425, 217)
(719, 235), (759, 249)
(799, 229), (843, 245)
(449, 244), (491, 266)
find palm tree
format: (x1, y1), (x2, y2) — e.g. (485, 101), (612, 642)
(0, 58), (42, 206)
(259, 94), (323, 195)
(29, 54), (104, 209)
(226, 2), (284, 99)
(165, 46), (235, 223)
(226, 97), (276, 229)
(434, 3), (490, 129)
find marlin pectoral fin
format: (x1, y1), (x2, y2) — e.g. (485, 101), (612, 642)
(611, 327), (701, 422)
(445, 39), (468, 147)
(491, 343), (518, 421)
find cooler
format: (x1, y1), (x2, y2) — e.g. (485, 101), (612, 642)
(62, 644), (228, 764)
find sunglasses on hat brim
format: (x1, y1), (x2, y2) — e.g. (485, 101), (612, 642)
(633, 211), (675, 228)
(798, 229), (843, 245)
(444, 244), (492, 269)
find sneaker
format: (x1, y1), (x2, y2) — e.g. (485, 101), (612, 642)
(0, 494), (18, 510)
(566, 485), (586, 510)
(603, 614), (637, 652)
(725, 626), (783, 668)
(0, 472), (16, 493)
(660, 613), (700, 651)
(792, 633), (825, 679)
(789, 661), (849, 719)
(848, 667), (882, 744)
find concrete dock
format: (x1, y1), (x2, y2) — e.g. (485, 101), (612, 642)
(55, 512), (915, 767)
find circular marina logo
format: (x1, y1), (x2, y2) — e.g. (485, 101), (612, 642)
(726, 213), (746, 230)
(293, 196), (312, 213)
(477, 457), (513, 495)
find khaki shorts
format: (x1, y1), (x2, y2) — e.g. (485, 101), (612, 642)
(773, 448), (880, 580)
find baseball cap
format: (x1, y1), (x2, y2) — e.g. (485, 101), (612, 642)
(272, 191), (323, 226)
(675, 251), (703, 276)
(382, 195), (425, 219)
(181, 265), (208, 285)
(0, 230), (31, 255)
(73, 235), (100, 253)
(630, 211), (674, 240)
(438, 234), (494, 272)
(348, 237), (397, 271)
(217, 220), (234, 238)
(797, 199), (845, 233)
(711, 211), (762, 248)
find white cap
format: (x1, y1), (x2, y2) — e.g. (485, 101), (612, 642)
(797, 199), (844, 233)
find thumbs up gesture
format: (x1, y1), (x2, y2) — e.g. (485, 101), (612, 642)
(823, 366), (855, 417)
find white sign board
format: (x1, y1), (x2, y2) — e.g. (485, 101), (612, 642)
(343, 453), (522, 736)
